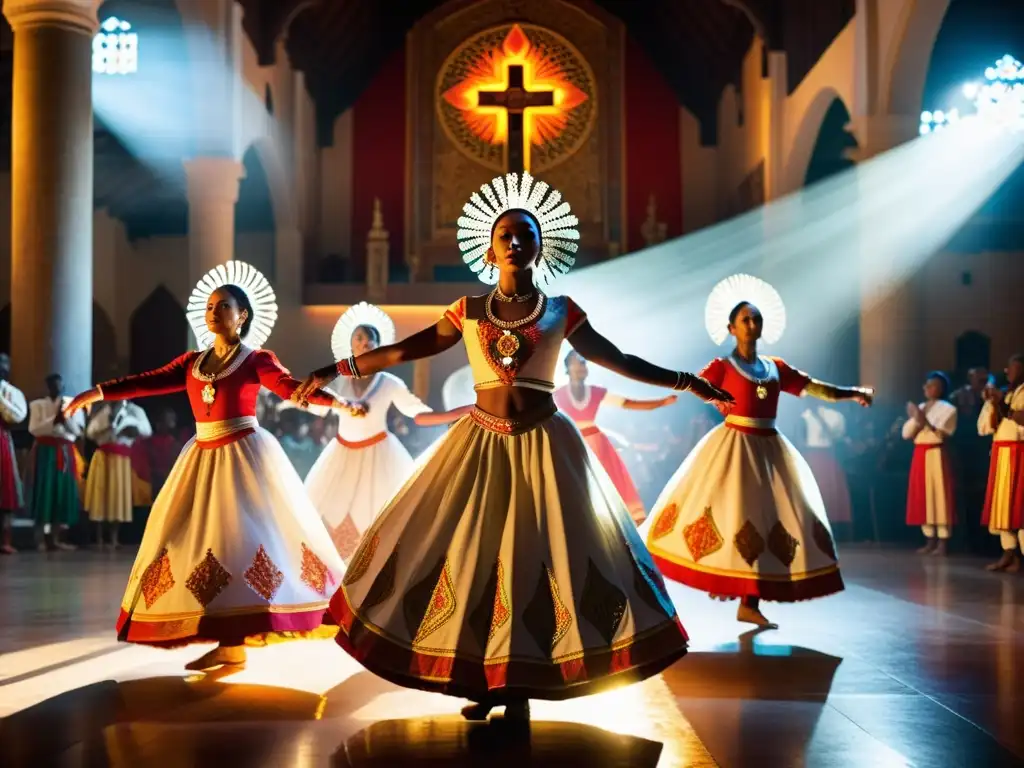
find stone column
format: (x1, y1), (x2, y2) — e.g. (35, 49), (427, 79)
(4, 0), (100, 394)
(183, 156), (245, 290)
(847, 114), (922, 403)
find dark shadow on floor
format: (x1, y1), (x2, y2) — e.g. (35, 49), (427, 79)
(0, 673), (327, 765)
(332, 716), (663, 767)
(663, 628), (843, 766)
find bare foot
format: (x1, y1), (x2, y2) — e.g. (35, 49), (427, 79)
(737, 602), (778, 629)
(184, 645), (246, 671)
(916, 539), (936, 554)
(461, 702), (494, 721)
(504, 701), (531, 721)
(985, 551), (1015, 572)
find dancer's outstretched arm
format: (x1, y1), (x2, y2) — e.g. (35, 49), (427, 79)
(569, 321), (733, 404)
(294, 317), (463, 404)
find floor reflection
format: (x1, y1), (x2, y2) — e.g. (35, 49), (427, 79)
(332, 717), (663, 767)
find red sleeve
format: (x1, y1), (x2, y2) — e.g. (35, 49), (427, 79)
(698, 358), (726, 388)
(773, 357), (812, 396)
(565, 297), (588, 337)
(442, 297), (466, 332)
(98, 353), (193, 400)
(253, 350), (338, 407)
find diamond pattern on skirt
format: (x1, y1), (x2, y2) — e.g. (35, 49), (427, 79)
(683, 506), (725, 562)
(488, 559), (511, 641)
(300, 543), (331, 596)
(331, 515), (362, 562)
(579, 559), (627, 645)
(140, 549), (175, 609)
(650, 502), (680, 541)
(734, 520), (766, 566)
(411, 559), (458, 644)
(468, 560), (500, 654)
(403, 557), (446, 637)
(633, 557), (673, 617)
(185, 549), (232, 607)
(767, 521), (800, 566)
(243, 545), (284, 602)
(522, 565), (573, 655)
(812, 518), (837, 561)
(362, 549), (398, 610)
(343, 534), (379, 587)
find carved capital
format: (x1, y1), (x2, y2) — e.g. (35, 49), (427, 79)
(3, 0), (101, 34)
(184, 157), (245, 204)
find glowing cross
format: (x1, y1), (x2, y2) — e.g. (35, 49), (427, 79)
(476, 64), (554, 174)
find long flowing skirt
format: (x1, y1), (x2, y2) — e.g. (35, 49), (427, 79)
(305, 432), (413, 562)
(85, 451), (134, 523)
(803, 448), (852, 524)
(330, 410), (688, 702)
(905, 444), (956, 527)
(0, 428), (23, 512)
(641, 424), (843, 602)
(116, 428), (345, 647)
(581, 427), (646, 523)
(25, 441), (79, 526)
(983, 441), (1024, 532)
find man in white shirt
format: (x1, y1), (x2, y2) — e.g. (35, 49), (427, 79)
(0, 354), (27, 553)
(27, 373), (84, 550)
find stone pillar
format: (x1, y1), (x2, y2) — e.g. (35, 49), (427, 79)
(4, 0), (101, 394)
(183, 157), (245, 291)
(847, 114), (922, 403)
(764, 50), (788, 202)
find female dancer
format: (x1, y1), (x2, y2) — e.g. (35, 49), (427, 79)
(642, 275), (873, 628)
(553, 349), (676, 523)
(902, 372), (957, 556)
(292, 172), (732, 721)
(302, 302), (460, 561)
(64, 261), (358, 671)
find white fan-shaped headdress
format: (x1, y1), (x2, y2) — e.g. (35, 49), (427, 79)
(186, 261), (278, 349)
(331, 302), (396, 361)
(456, 172), (580, 285)
(705, 274), (787, 345)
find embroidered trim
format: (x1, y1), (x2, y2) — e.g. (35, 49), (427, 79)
(191, 345), (254, 384)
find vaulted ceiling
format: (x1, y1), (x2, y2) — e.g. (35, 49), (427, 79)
(240, 0), (855, 146)
(0, 0), (854, 239)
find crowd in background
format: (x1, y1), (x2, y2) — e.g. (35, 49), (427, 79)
(0, 361), (1009, 557)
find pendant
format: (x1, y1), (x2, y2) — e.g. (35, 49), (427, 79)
(495, 330), (521, 367)
(756, 384), (768, 400)
(201, 382), (216, 406)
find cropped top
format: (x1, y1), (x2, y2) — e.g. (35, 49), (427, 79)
(700, 355), (811, 426)
(443, 294), (588, 393)
(97, 346), (338, 423)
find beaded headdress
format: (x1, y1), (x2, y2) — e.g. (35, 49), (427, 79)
(705, 273), (787, 345)
(457, 172), (580, 285)
(186, 260), (278, 349)
(331, 302), (396, 361)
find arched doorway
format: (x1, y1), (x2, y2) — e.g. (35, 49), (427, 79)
(235, 144), (277, 281)
(129, 286), (191, 427)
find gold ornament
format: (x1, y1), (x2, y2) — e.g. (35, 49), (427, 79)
(496, 331), (521, 365)
(756, 384), (768, 400)
(201, 383), (216, 406)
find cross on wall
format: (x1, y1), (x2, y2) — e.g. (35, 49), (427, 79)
(476, 63), (554, 174)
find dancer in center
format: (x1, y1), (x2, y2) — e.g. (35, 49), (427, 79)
(554, 349), (676, 524)
(642, 275), (873, 628)
(302, 301), (462, 562)
(293, 172), (732, 721)
(65, 261), (358, 672)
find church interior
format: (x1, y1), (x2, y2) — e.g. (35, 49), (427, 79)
(2, 0), (1024, 765)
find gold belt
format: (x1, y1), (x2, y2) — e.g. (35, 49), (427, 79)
(469, 401), (558, 436)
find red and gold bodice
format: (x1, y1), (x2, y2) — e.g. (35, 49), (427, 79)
(701, 355), (810, 432)
(443, 294), (588, 394)
(553, 384), (606, 429)
(98, 346), (336, 424)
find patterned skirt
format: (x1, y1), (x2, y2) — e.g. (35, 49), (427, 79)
(305, 431), (415, 562)
(25, 439), (79, 526)
(330, 406), (688, 702)
(641, 423), (843, 602)
(580, 426), (646, 523)
(983, 441), (1024, 532)
(116, 426), (344, 647)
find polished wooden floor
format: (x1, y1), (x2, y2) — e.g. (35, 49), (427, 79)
(1, 546), (1023, 767)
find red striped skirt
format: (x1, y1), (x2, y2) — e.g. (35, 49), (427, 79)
(906, 443), (956, 526)
(982, 441), (1024, 531)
